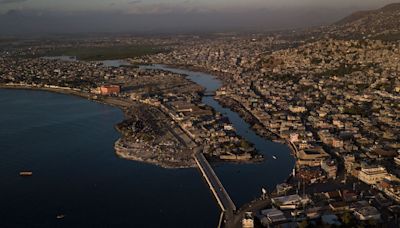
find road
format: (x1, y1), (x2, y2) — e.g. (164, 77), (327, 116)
(194, 153), (236, 219)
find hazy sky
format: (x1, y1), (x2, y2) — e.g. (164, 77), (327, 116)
(0, 0), (395, 14)
(0, 0), (396, 35)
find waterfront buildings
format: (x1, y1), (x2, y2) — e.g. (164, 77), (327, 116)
(100, 85), (120, 95)
(296, 147), (330, 167)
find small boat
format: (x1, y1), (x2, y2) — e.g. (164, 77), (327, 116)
(56, 214), (65, 219)
(19, 171), (33, 177)
(272, 156), (277, 160)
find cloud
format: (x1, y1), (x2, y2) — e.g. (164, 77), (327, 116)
(0, 0), (28, 4)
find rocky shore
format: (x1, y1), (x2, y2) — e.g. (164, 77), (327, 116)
(114, 139), (196, 169)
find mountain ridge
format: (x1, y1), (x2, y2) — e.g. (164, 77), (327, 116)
(326, 2), (400, 40)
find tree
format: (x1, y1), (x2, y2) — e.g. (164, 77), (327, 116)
(240, 139), (251, 149)
(341, 211), (353, 225)
(299, 220), (309, 228)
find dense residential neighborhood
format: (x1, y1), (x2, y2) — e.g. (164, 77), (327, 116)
(1, 2), (400, 227)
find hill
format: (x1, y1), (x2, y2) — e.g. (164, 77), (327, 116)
(329, 3), (400, 40)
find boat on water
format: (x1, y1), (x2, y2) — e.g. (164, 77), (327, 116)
(19, 171), (33, 176)
(56, 214), (65, 219)
(272, 156), (277, 160)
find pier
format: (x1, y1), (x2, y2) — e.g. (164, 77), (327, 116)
(194, 152), (236, 226)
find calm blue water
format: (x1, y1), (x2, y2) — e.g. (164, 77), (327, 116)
(1, 60), (295, 227)
(142, 65), (295, 206)
(0, 89), (218, 228)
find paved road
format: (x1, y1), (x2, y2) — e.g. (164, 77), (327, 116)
(194, 153), (236, 213)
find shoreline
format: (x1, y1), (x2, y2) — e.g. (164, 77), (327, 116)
(141, 62), (232, 87)
(0, 84), (131, 110)
(141, 64), (298, 183)
(145, 64), (296, 152)
(0, 83), (266, 169)
(0, 84), (197, 169)
(0, 69), (297, 173)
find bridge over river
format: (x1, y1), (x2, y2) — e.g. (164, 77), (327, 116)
(193, 151), (238, 227)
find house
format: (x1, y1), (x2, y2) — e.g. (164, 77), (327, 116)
(329, 201), (349, 212)
(261, 208), (287, 224)
(100, 85), (120, 95)
(297, 147), (330, 167)
(342, 190), (358, 202)
(321, 159), (338, 179)
(271, 194), (310, 210)
(242, 212), (254, 228)
(354, 206), (381, 221)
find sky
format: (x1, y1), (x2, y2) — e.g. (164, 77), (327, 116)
(0, 0), (396, 35)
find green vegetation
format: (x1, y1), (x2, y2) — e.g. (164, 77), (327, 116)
(45, 45), (167, 61)
(298, 220), (309, 228)
(240, 139), (252, 149)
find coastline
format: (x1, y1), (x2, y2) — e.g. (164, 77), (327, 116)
(0, 84), (132, 110)
(0, 83), (263, 169)
(0, 84), (190, 168)
(1, 68), (298, 224)
(0, 84), (198, 169)
(0, 71), (297, 173)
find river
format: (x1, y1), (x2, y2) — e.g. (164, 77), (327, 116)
(141, 64), (295, 206)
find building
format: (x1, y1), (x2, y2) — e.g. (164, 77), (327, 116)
(358, 165), (388, 185)
(296, 166), (325, 183)
(242, 212), (254, 228)
(271, 194), (310, 210)
(297, 147), (330, 167)
(321, 159), (338, 179)
(261, 208), (287, 225)
(344, 154), (356, 173)
(354, 206), (381, 221)
(289, 133), (299, 143)
(100, 85), (120, 95)
(394, 156), (400, 166)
